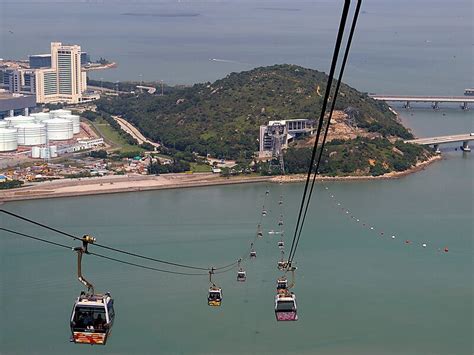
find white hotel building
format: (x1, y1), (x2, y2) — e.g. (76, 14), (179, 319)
(34, 42), (87, 104)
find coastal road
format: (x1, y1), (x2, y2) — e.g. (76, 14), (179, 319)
(112, 116), (160, 148)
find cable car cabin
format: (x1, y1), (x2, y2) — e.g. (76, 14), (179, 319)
(277, 278), (288, 291)
(278, 241), (284, 248)
(70, 292), (115, 345)
(208, 286), (222, 306)
(250, 250), (257, 258)
(275, 292), (298, 321)
(237, 270), (247, 282)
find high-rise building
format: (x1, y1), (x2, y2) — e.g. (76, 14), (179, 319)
(34, 42), (86, 104)
(0, 68), (36, 95)
(1, 42), (90, 104)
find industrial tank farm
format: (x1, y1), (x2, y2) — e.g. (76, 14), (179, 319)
(30, 112), (51, 122)
(0, 128), (18, 152)
(49, 109), (72, 118)
(4, 115), (35, 127)
(16, 123), (47, 146)
(0, 109), (94, 157)
(43, 118), (74, 140)
(60, 114), (81, 134)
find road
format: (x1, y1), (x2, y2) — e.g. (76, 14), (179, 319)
(112, 116), (160, 148)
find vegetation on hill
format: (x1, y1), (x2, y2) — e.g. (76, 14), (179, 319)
(97, 64), (413, 159)
(283, 138), (433, 177)
(95, 64), (432, 177)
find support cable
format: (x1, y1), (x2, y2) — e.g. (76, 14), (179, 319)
(1, 227), (209, 276)
(288, 0), (362, 264)
(287, 0), (352, 263)
(1, 209), (219, 271)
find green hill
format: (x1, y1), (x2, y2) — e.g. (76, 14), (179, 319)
(97, 64), (414, 160)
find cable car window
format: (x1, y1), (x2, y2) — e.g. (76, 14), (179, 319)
(276, 301), (295, 311)
(107, 301), (115, 319)
(73, 306), (107, 332)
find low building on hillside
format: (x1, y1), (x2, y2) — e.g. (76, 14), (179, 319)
(258, 119), (315, 157)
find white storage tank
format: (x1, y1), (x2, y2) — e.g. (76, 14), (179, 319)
(0, 121), (8, 128)
(31, 146), (41, 158)
(49, 145), (58, 158)
(30, 112), (51, 123)
(16, 123), (47, 146)
(60, 114), (81, 134)
(0, 128), (18, 152)
(44, 119), (73, 140)
(49, 109), (72, 118)
(39, 147), (50, 159)
(4, 115), (35, 127)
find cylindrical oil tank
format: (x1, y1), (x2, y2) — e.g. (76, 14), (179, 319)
(0, 121), (9, 128)
(49, 109), (72, 118)
(49, 145), (58, 158)
(44, 119), (73, 140)
(4, 115), (35, 127)
(39, 147), (50, 159)
(30, 112), (51, 123)
(31, 146), (41, 158)
(60, 114), (81, 134)
(16, 123), (47, 146)
(0, 128), (18, 152)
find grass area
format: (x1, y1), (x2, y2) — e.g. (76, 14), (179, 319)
(94, 118), (143, 153)
(190, 162), (211, 173)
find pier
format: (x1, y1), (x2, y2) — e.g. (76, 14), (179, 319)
(370, 95), (474, 110)
(405, 133), (474, 153)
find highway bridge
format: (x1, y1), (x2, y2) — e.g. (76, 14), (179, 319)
(405, 133), (474, 153)
(370, 95), (474, 110)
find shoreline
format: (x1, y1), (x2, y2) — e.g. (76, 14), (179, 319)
(0, 155), (442, 203)
(271, 154), (443, 183)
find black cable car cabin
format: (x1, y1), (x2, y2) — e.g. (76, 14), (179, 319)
(70, 292), (115, 345)
(208, 286), (222, 306)
(237, 269), (246, 282)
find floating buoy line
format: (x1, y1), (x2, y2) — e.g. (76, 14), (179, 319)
(322, 185), (450, 254)
(0, 0), (364, 344)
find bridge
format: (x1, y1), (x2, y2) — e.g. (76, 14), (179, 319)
(370, 94), (474, 110)
(405, 133), (474, 153)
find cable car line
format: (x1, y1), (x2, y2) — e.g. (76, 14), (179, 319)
(88, 252), (209, 276)
(1, 227), (74, 250)
(1, 209), (226, 271)
(290, 1), (362, 264)
(287, 0), (351, 263)
(287, 0), (361, 265)
(0, 227), (214, 276)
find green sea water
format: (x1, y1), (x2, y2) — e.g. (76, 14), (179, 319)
(0, 139), (472, 354)
(0, 0), (473, 353)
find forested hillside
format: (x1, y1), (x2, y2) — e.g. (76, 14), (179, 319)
(97, 64), (414, 160)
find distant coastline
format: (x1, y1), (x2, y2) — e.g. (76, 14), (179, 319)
(0, 155), (442, 203)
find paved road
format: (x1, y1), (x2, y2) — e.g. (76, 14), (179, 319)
(113, 116), (160, 148)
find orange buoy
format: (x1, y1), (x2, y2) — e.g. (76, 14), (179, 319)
(444, 247), (449, 252)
